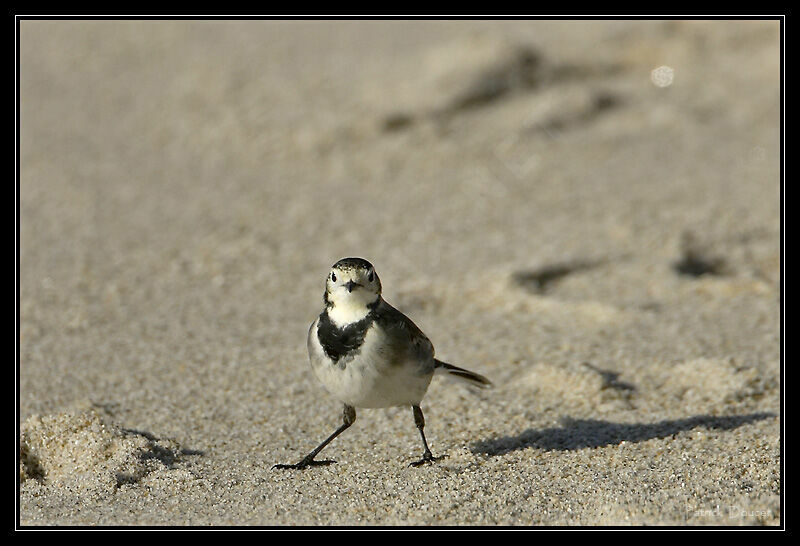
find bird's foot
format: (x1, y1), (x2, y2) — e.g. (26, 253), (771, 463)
(273, 456), (337, 470)
(409, 451), (447, 468)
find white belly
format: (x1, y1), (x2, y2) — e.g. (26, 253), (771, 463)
(308, 319), (433, 408)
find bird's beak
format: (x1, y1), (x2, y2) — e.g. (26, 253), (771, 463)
(345, 280), (360, 293)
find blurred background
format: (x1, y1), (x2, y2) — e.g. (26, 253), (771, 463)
(19, 20), (781, 525)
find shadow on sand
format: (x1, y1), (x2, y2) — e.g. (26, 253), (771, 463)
(471, 412), (776, 456)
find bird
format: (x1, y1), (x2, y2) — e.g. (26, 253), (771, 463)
(274, 257), (491, 470)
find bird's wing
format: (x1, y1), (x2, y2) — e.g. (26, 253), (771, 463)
(373, 299), (435, 371)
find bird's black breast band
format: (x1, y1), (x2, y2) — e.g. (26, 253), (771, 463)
(317, 307), (377, 365)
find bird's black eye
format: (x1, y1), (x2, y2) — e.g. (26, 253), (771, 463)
(331, 272), (337, 282)
(367, 270), (374, 282)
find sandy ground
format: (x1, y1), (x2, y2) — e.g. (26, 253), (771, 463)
(18, 20), (781, 526)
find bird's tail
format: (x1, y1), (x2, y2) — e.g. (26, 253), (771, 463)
(434, 359), (492, 389)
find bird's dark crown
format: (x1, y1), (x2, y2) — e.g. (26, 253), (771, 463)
(332, 257), (374, 271)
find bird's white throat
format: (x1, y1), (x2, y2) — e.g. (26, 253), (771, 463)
(327, 293), (378, 327)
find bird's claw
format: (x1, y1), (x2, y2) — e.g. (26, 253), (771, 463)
(409, 452), (447, 468)
(273, 458), (337, 470)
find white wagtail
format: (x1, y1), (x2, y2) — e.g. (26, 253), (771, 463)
(274, 257), (491, 469)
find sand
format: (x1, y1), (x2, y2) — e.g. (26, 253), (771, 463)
(18, 19), (781, 526)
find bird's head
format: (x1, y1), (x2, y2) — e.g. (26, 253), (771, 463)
(324, 258), (382, 319)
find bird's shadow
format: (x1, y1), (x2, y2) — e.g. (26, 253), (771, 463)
(470, 412), (776, 456)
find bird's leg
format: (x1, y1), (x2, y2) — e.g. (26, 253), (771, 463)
(409, 405), (446, 467)
(274, 404), (356, 470)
